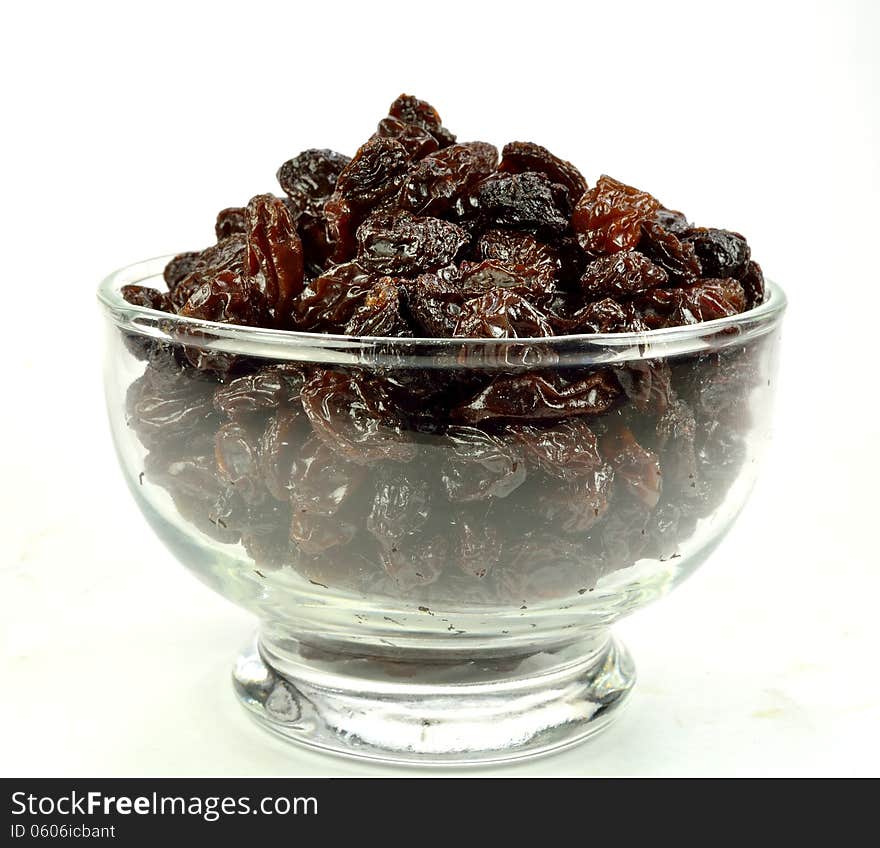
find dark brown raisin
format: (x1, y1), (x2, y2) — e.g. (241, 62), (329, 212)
(400, 274), (464, 337)
(276, 149), (350, 217)
(244, 194), (304, 327)
(453, 290), (553, 339)
(498, 141), (587, 203)
(476, 172), (570, 236)
(400, 142), (498, 217)
(579, 251), (668, 298)
(215, 207), (247, 240)
(121, 285), (172, 312)
(684, 227), (751, 280)
(572, 175), (660, 255)
(291, 262), (374, 332)
(356, 211), (468, 275)
(740, 259), (766, 309)
(442, 427), (526, 501)
(455, 370), (621, 423)
(637, 221), (701, 284)
(345, 278), (412, 337)
(387, 93), (456, 147)
(335, 137), (410, 209)
(300, 369), (417, 464)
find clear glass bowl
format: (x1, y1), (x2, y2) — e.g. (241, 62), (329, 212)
(99, 256), (786, 764)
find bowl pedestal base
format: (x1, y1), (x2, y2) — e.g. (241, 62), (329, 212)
(232, 630), (635, 765)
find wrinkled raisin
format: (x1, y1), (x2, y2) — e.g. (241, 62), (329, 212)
(573, 175), (660, 255)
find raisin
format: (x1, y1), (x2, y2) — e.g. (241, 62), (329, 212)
(323, 193), (358, 264)
(213, 367), (302, 420)
(214, 422), (264, 504)
(458, 259), (556, 306)
(684, 227), (751, 279)
(178, 270), (270, 326)
(289, 434), (366, 515)
(455, 518), (501, 579)
(292, 262), (374, 332)
(655, 398), (700, 499)
(572, 175), (660, 255)
(244, 194), (304, 327)
(600, 496), (652, 564)
(400, 274), (464, 337)
(373, 116), (440, 161)
(258, 407), (303, 502)
(335, 136), (410, 209)
(356, 211), (468, 275)
(400, 142), (498, 217)
(442, 427), (526, 501)
(276, 149), (350, 216)
(601, 424), (662, 509)
(652, 207), (691, 234)
(612, 359), (672, 416)
(128, 369), (216, 450)
(551, 296), (648, 335)
(290, 512), (357, 554)
(639, 278), (745, 327)
(366, 468), (431, 547)
(475, 229), (559, 283)
(164, 251), (201, 290)
(121, 285), (172, 312)
(740, 259), (766, 309)
(387, 93), (455, 147)
(510, 419), (604, 479)
(453, 290), (554, 339)
(637, 221), (701, 284)
(455, 370), (622, 422)
(579, 251), (668, 298)
(497, 535), (603, 602)
(535, 469), (613, 533)
(215, 207), (247, 240)
(169, 235), (247, 311)
(381, 534), (448, 590)
(345, 277), (412, 337)
(300, 369), (417, 464)
(498, 141), (587, 203)
(476, 172), (570, 235)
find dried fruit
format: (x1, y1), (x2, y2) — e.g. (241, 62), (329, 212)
(277, 149), (350, 216)
(498, 141), (587, 203)
(215, 207), (247, 240)
(122, 93), (769, 602)
(455, 371), (621, 423)
(601, 424), (662, 509)
(637, 221), (701, 284)
(356, 211), (468, 275)
(335, 136), (410, 209)
(442, 427), (526, 501)
(121, 285), (171, 311)
(573, 175), (660, 255)
(245, 194), (304, 327)
(387, 93), (455, 146)
(345, 277), (411, 336)
(454, 290), (553, 339)
(300, 369), (417, 464)
(401, 142), (498, 217)
(685, 227), (750, 280)
(476, 172), (570, 235)
(579, 251), (667, 298)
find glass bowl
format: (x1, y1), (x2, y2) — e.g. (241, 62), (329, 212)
(98, 256), (786, 764)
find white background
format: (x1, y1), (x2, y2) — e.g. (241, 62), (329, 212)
(1, 0), (877, 776)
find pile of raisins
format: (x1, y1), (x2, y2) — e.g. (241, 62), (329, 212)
(120, 94), (767, 604)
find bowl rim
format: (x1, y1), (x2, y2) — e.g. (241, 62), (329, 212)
(98, 254), (787, 364)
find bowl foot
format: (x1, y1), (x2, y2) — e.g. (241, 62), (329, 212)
(232, 631), (635, 765)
